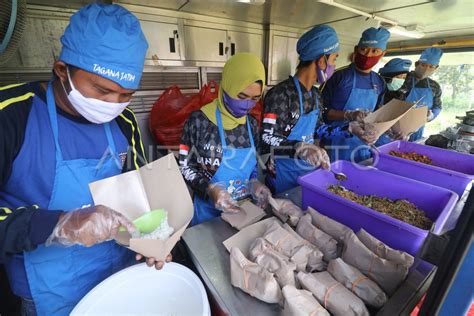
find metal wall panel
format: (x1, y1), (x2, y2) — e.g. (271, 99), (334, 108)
(226, 30), (264, 60)
(141, 21), (182, 61)
(183, 26), (228, 62)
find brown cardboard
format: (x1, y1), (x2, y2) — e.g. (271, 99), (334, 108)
(223, 217), (281, 256)
(89, 154), (193, 261)
(391, 106), (428, 136)
(364, 99), (416, 139)
(221, 200), (266, 230)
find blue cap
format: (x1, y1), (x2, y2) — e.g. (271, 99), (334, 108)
(59, 3), (149, 89)
(297, 25), (340, 61)
(419, 47), (443, 66)
(358, 27), (391, 50)
(379, 58), (412, 75)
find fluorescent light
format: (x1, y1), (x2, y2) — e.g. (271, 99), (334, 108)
(236, 0), (266, 4)
(388, 25), (425, 39)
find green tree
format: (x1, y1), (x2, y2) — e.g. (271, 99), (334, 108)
(434, 65), (473, 101)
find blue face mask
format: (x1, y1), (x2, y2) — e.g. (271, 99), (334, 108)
(223, 91), (257, 118)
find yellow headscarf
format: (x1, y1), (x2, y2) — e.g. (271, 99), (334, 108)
(201, 52), (266, 130)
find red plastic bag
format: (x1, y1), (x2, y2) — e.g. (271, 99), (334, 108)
(150, 81), (220, 148)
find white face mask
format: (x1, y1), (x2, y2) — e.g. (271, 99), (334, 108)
(61, 67), (130, 124)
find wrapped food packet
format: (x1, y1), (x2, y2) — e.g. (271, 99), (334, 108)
(249, 238), (297, 288)
(269, 198), (304, 226)
(248, 237), (274, 261)
(357, 229), (414, 268)
(296, 214), (338, 261)
(282, 223), (325, 272)
(327, 258), (387, 308)
(282, 285), (330, 316)
(255, 250), (297, 288)
(230, 247), (282, 304)
(307, 207), (352, 244)
(297, 271), (369, 316)
(264, 221), (303, 258)
(342, 232), (409, 296)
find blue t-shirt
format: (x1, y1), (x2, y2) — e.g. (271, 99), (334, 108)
(320, 63), (386, 112)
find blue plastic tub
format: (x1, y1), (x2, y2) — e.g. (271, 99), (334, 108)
(298, 161), (459, 256)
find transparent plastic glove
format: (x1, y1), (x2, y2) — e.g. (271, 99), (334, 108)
(349, 121), (378, 145)
(250, 180), (272, 209)
(136, 253), (172, 270)
(427, 110), (435, 122)
(295, 142), (330, 169)
(207, 183), (241, 213)
(388, 129), (409, 141)
(46, 205), (136, 247)
(344, 110), (368, 122)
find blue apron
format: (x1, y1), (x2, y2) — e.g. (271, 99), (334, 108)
(192, 107), (257, 225)
(328, 68), (378, 162)
(272, 76), (319, 194)
(407, 78), (433, 141)
(14, 82), (134, 315)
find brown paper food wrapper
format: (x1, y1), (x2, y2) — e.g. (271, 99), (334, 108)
(282, 223), (325, 272)
(249, 238), (297, 288)
(269, 198), (304, 226)
(297, 271), (369, 316)
(230, 247), (282, 304)
(256, 250), (297, 288)
(264, 221), (305, 258)
(296, 214), (338, 262)
(308, 207), (352, 244)
(327, 258), (387, 308)
(221, 201), (266, 230)
(282, 285), (330, 316)
(342, 232), (408, 296)
(357, 229), (414, 268)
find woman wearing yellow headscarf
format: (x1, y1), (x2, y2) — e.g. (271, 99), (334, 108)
(179, 53), (270, 225)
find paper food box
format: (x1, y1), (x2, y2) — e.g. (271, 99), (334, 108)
(364, 99), (420, 138)
(89, 154), (193, 261)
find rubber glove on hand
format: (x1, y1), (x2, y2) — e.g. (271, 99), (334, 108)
(349, 121), (378, 145)
(46, 205), (136, 247)
(250, 180), (271, 209)
(207, 183), (241, 213)
(295, 142), (330, 169)
(344, 110), (368, 122)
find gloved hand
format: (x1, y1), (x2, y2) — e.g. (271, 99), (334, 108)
(427, 110), (435, 122)
(349, 121), (378, 145)
(207, 183), (241, 213)
(46, 205), (136, 247)
(387, 128), (408, 141)
(295, 142), (330, 169)
(249, 180), (271, 209)
(136, 253), (172, 270)
(344, 110), (368, 122)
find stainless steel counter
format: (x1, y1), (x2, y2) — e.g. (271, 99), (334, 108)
(182, 186), (470, 315)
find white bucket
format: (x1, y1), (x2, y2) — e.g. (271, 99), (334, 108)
(71, 262), (210, 316)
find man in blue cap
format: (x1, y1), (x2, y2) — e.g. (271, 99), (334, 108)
(0, 3), (170, 315)
(374, 58), (413, 145)
(261, 25), (376, 193)
(321, 27), (390, 162)
(399, 47), (444, 141)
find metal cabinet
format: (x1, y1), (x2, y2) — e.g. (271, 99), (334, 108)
(226, 31), (264, 60)
(183, 26), (228, 62)
(140, 21), (182, 61)
(269, 34), (300, 85)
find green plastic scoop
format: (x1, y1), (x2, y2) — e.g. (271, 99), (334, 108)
(120, 209), (166, 234)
